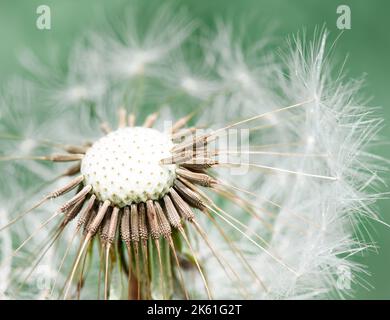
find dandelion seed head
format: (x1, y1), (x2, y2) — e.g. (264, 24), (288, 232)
(114, 49), (160, 78)
(81, 127), (176, 206)
(180, 77), (202, 96)
(232, 68), (254, 89)
(0, 4), (386, 300)
(18, 138), (37, 155)
(63, 85), (89, 104)
(307, 135), (316, 146)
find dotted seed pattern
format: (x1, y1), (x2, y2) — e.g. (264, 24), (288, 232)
(81, 127), (176, 206)
(17, 107), (224, 301)
(7, 104), (338, 301)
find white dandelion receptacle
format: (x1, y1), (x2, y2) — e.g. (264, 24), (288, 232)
(81, 127), (176, 206)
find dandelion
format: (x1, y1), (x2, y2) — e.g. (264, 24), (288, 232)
(104, 3), (194, 81)
(0, 5), (386, 300)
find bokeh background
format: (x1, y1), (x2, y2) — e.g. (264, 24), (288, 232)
(0, 0), (388, 299)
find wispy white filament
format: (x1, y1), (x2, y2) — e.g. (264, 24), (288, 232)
(0, 3), (386, 300)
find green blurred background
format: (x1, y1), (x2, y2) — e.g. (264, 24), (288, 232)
(0, 0), (388, 299)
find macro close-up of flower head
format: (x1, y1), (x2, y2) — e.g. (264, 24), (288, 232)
(0, 0), (389, 302)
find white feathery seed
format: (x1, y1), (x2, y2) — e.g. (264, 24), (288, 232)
(0, 3), (387, 300)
